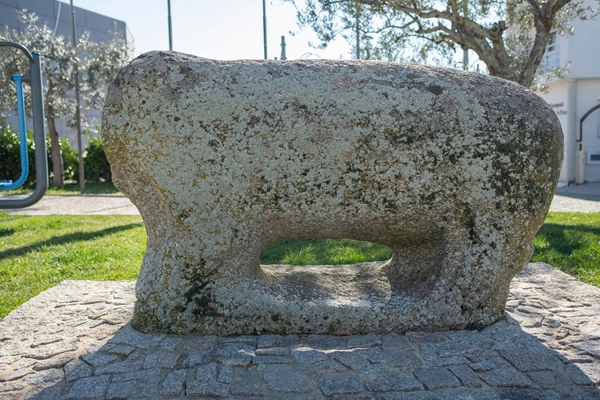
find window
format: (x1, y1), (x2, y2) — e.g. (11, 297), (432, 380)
(541, 32), (560, 71)
(597, 105), (600, 138)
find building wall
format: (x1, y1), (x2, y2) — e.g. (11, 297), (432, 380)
(577, 79), (600, 182)
(539, 79), (600, 184)
(0, 0), (133, 45)
(538, 81), (569, 183)
(562, 12), (600, 79)
(538, 1), (600, 185)
(0, 0), (133, 147)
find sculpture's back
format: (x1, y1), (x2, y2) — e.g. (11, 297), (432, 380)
(102, 51), (563, 335)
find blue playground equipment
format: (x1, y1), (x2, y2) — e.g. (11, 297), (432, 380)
(0, 41), (48, 208)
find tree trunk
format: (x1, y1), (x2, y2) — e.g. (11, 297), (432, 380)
(46, 114), (64, 188)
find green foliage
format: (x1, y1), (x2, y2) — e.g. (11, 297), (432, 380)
(288, 0), (600, 87)
(0, 11), (133, 127)
(0, 122), (35, 185)
(0, 10), (133, 186)
(0, 214), (145, 319)
(82, 137), (111, 183)
(1, 122), (113, 186)
(0, 123), (80, 184)
(61, 138), (78, 181)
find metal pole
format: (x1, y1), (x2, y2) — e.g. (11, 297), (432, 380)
(263, 0), (267, 59)
(168, 0), (173, 51)
(70, 0), (85, 193)
(280, 36), (287, 60)
(0, 51), (48, 208)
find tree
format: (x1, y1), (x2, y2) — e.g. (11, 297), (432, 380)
(287, 0), (600, 87)
(0, 11), (132, 187)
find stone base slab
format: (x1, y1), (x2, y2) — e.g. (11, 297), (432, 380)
(0, 263), (599, 399)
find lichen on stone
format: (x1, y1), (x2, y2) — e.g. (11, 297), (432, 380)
(102, 51), (563, 335)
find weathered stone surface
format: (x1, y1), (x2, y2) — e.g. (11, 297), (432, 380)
(102, 51), (563, 335)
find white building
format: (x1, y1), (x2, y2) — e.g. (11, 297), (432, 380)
(535, 5), (600, 186)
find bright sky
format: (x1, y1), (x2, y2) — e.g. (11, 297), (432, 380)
(70, 0), (351, 61)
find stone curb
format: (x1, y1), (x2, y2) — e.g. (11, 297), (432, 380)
(0, 262), (599, 399)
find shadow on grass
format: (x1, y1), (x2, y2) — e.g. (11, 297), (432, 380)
(0, 222), (143, 261)
(0, 228), (15, 238)
(533, 223), (600, 258)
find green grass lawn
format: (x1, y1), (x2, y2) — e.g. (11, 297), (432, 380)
(0, 214), (144, 318)
(1, 211), (599, 319)
(531, 212), (600, 287)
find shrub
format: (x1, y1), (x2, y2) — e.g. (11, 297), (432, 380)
(0, 123), (112, 185)
(83, 137), (111, 183)
(0, 123), (36, 185)
(0, 123), (79, 186)
(61, 138), (79, 181)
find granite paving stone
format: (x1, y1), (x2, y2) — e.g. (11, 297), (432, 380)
(364, 371), (424, 392)
(413, 367), (462, 389)
(216, 365), (233, 384)
(106, 380), (135, 400)
(263, 364), (312, 393)
(185, 379), (229, 397)
(22, 369), (62, 385)
(477, 367), (534, 388)
(67, 375), (110, 399)
(570, 362), (600, 385)
(251, 355), (291, 364)
(383, 351), (410, 367)
(347, 334), (382, 348)
(0, 368), (32, 382)
(0, 263), (599, 399)
(381, 333), (413, 351)
(181, 351), (205, 368)
(332, 351), (371, 370)
(195, 362), (218, 381)
(291, 348), (330, 364)
(500, 350), (561, 372)
(308, 359), (348, 375)
(160, 369), (187, 396)
(63, 360), (92, 382)
(229, 368), (263, 397)
(319, 376), (364, 396)
(357, 363), (391, 378)
(447, 364), (484, 388)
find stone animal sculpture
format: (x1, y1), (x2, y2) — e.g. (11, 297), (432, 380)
(102, 51), (563, 335)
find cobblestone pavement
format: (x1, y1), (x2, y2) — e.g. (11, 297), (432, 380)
(0, 263), (599, 399)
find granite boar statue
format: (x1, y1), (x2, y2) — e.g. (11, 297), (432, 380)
(102, 51), (563, 335)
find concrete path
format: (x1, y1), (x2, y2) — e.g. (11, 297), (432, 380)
(0, 263), (599, 399)
(551, 182), (600, 213)
(0, 195), (139, 216)
(2, 182), (600, 215)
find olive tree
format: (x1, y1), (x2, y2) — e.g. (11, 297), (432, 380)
(288, 0), (599, 87)
(0, 11), (132, 187)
